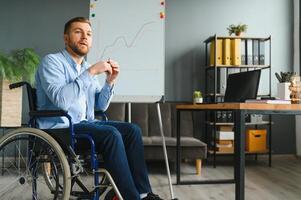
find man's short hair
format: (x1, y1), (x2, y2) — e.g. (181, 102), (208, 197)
(64, 17), (91, 34)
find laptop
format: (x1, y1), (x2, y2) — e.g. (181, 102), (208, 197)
(224, 70), (261, 102)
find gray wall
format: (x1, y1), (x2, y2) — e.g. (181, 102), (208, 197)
(0, 0), (295, 153)
(0, 0), (89, 55)
(165, 0), (293, 101)
(0, 0), (89, 123)
(165, 0), (295, 154)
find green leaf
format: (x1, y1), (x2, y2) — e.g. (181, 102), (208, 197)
(0, 48), (40, 85)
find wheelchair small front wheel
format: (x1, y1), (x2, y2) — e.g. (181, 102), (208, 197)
(104, 188), (119, 200)
(0, 128), (71, 200)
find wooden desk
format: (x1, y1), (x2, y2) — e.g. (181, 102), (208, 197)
(176, 103), (301, 200)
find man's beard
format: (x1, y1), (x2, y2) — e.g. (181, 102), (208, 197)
(69, 43), (89, 57)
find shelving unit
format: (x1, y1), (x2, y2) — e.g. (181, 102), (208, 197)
(203, 34), (272, 167)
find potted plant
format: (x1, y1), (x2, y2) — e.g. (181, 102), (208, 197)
(227, 23), (248, 36)
(0, 48), (40, 126)
(275, 72), (296, 100)
(193, 90), (203, 104)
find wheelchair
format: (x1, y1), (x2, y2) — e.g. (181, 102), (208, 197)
(0, 82), (123, 200)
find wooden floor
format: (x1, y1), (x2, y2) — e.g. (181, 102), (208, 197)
(1, 155), (300, 199)
(148, 155), (301, 200)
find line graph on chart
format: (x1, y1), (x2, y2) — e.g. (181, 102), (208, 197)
(98, 21), (155, 60)
(91, 19), (161, 70)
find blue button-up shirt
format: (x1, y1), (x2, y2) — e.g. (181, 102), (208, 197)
(35, 49), (114, 129)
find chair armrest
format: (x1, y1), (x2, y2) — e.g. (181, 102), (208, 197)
(95, 110), (108, 121)
(29, 110), (69, 118)
(29, 110), (74, 146)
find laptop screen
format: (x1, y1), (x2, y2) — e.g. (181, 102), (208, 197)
(224, 70), (261, 102)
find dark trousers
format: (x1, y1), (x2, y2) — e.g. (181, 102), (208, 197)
(74, 120), (152, 200)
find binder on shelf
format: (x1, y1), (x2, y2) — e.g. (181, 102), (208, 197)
(221, 111), (227, 122)
(210, 39), (223, 66)
(259, 40), (265, 65)
(226, 111), (233, 122)
(219, 68), (227, 95)
(216, 111), (222, 122)
(252, 39), (259, 65)
(223, 39), (231, 65)
(231, 39), (241, 65)
(246, 39), (253, 65)
(241, 39), (246, 65)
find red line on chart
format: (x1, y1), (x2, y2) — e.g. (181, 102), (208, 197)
(99, 21), (155, 59)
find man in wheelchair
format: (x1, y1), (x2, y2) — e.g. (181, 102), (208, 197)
(34, 17), (163, 200)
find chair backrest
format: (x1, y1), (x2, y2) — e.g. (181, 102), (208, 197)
(9, 81), (37, 112)
(26, 85), (37, 112)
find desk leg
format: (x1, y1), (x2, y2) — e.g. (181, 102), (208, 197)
(268, 114), (272, 167)
(176, 109), (181, 184)
(234, 110), (245, 200)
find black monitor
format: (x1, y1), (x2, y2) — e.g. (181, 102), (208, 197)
(224, 70), (261, 102)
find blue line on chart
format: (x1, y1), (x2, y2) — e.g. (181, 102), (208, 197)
(99, 21), (155, 59)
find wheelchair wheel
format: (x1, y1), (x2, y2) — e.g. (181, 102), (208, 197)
(0, 128), (71, 200)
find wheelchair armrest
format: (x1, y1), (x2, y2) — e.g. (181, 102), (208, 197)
(95, 110), (108, 121)
(29, 110), (74, 144)
(29, 110), (69, 118)
(30, 110), (108, 121)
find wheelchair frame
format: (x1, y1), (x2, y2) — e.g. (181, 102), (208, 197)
(0, 81), (123, 200)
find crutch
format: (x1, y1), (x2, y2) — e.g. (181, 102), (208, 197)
(156, 102), (178, 200)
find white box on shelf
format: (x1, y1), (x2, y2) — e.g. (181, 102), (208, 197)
(216, 131), (234, 140)
(250, 114), (263, 123)
(277, 82), (290, 100)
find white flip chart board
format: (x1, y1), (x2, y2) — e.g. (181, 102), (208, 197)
(88, 0), (165, 102)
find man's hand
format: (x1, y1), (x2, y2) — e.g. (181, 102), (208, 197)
(106, 59), (120, 86)
(88, 61), (112, 76)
